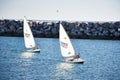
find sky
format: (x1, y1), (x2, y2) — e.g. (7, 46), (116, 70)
(0, 0), (120, 21)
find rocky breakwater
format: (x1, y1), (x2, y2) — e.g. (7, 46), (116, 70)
(0, 19), (120, 40)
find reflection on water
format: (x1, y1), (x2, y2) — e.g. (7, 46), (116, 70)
(21, 51), (35, 59)
(20, 51), (35, 66)
(55, 62), (74, 79)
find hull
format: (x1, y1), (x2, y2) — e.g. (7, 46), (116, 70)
(65, 58), (84, 63)
(27, 48), (40, 53)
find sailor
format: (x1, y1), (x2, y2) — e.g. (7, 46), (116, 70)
(74, 53), (80, 59)
(33, 45), (39, 50)
(66, 53), (80, 61)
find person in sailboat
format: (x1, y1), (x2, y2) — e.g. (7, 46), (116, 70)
(73, 52), (80, 59)
(65, 52), (80, 61)
(33, 45), (39, 50)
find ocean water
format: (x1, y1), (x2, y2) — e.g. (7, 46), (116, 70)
(0, 37), (120, 80)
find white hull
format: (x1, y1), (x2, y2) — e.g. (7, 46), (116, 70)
(27, 48), (40, 53)
(65, 58), (84, 63)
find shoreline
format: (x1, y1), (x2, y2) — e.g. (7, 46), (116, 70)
(0, 35), (120, 40)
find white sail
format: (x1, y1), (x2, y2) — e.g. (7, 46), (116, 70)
(23, 17), (36, 48)
(59, 24), (75, 57)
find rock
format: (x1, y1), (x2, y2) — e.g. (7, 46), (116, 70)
(0, 19), (120, 39)
(109, 29), (115, 33)
(84, 29), (91, 36)
(114, 22), (120, 27)
(114, 32), (120, 37)
(97, 27), (103, 32)
(0, 29), (5, 33)
(51, 27), (58, 35)
(44, 26), (51, 32)
(102, 30), (109, 36)
(79, 27), (84, 32)
(9, 25), (16, 31)
(102, 22), (111, 28)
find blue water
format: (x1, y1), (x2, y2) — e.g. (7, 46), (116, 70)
(0, 37), (120, 80)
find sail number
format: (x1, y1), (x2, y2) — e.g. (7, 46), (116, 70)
(60, 41), (68, 48)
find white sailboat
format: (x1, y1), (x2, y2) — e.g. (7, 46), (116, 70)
(59, 24), (84, 63)
(23, 17), (40, 52)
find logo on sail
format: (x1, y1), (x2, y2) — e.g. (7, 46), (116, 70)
(60, 41), (68, 48)
(24, 33), (30, 38)
(64, 37), (67, 39)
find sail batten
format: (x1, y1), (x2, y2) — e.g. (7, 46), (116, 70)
(23, 17), (36, 48)
(59, 24), (75, 57)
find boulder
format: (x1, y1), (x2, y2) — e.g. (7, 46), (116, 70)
(114, 32), (120, 37)
(51, 27), (58, 35)
(0, 19), (120, 39)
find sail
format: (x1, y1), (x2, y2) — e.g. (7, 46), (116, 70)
(23, 17), (36, 48)
(59, 24), (75, 57)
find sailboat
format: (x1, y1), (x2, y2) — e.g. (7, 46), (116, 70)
(23, 17), (40, 52)
(59, 24), (84, 63)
